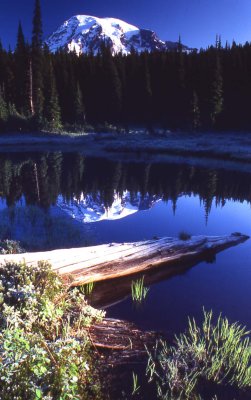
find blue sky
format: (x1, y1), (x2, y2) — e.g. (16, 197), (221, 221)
(0, 0), (250, 50)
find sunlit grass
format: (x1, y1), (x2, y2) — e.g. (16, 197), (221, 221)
(131, 276), (149, 303)
(132, 372), (140, 396)
(79, 281), (95, 296)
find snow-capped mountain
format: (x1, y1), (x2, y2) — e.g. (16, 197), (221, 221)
(46, 15), (193, 55)
(57, 191), (161, 223)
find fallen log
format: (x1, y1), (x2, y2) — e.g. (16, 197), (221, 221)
(0, 233), (248, 286)
(89, 318), (158, 366)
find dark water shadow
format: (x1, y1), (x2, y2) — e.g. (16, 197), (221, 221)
(89, 248), (223, 309)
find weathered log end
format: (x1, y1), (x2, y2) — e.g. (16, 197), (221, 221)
(89, 318), (158, 366)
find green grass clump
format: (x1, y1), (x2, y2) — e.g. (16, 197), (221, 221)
(131, 276), (149, 304)
(80, 281), (95, 296)
(0, 260), (105, 400)
(147, 310), (251, 399)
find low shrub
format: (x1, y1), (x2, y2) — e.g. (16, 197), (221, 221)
(0, 260), (105, 399)
(0, 239), (24, 254)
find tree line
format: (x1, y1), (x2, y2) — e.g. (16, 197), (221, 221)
(0, 0), (251, 132)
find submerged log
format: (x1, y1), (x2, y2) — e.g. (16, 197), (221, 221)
(89, 318), (158, 366)
(0, 233), (248, 286)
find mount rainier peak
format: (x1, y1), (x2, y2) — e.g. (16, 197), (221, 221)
(46, 15), (192, 55)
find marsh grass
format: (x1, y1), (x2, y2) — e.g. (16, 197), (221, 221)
(131, 276), (149, 304)
(132, 372), (140, 396)
(147, 310), (251, 399)
(79, 281), (95, 296)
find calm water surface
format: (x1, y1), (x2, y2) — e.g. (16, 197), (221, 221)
(0, 151), (251, 398)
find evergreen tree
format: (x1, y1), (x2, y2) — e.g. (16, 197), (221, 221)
(31, 0), (44, 121)
(0, 89), (8, 123)
(15, 22), (30, 115)
(140, 54), (152, 125)
(5, 49), (15, 106)
(17, 22), (26, 53)
(190, 90), (200, 131)
(32, 0), (43, 49)
(44, 60), (62, 131)
(74, 82), (86, 125)
(99, 45), (122, 122)
(210, 55), (223, 127)
(177, 34), (183, 53)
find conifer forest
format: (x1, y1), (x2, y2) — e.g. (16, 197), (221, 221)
(1, 0), (251, 132)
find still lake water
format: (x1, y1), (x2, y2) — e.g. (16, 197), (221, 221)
(0, 151), (251, 398)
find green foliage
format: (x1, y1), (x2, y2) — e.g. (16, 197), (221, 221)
(131, 276), (149, 303)
(146, 310), (251, 399)
(0, 239), (24, 254)
(0, 260), (105, 399)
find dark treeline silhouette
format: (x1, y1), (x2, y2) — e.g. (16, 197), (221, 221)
(0, 152), (251, 219)
(1, 1), (251, 131)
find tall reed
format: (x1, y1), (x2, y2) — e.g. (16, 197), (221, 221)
(131, 276), (149, 303)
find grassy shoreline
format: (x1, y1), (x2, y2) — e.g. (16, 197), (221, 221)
(1, 130), (251, 173)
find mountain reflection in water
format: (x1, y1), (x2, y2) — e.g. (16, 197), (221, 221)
(0, 152), (250, 215)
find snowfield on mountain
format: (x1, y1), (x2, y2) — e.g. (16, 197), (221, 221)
(46, 14), (193, 55)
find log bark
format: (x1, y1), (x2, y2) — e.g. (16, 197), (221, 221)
(0, 233), (248, 287)
(89, 318), (158, 366)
